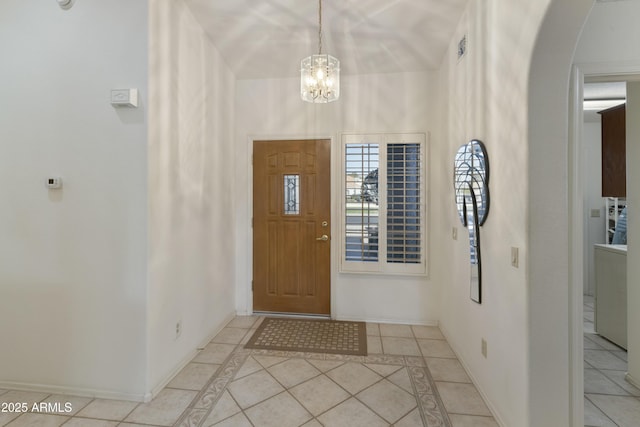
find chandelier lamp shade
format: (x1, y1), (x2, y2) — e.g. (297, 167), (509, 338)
(300, 0), (340, 103)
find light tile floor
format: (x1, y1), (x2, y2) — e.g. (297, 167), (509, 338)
(0, 316), (497, 427)
(583, 295), (640, 427)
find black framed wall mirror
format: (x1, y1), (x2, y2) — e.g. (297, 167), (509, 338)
(454, 139), (490, 304)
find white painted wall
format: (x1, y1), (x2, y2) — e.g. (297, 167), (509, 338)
(0, 0), (148, 399)
(0, 0), (237, 400)
(583, 120), (606, 296)
(437, 1), (538, 425)
(234, 72), (440, 324)
(148, 0), (237, 394)
(443, 1), (640, 424)
(439, 0), (640, 425)
(626, 81), (640, 388)
(574, 1), (640, 65)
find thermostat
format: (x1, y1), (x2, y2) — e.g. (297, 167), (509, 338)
(46, 177), (62, 189)
(111, 89), (138, 108)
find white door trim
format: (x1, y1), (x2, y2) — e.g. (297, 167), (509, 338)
(569, 60), (640, 427)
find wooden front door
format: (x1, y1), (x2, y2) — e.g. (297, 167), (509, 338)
(253, 139), (331, 315)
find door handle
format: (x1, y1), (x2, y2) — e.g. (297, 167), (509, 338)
(316, 235), (329, 241)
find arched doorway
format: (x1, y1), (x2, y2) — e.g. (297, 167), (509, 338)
(527, 1), (592, 426)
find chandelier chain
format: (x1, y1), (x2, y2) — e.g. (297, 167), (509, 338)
(318, 0), (322, 54)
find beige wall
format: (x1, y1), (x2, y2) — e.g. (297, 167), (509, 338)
(0, 0), (148, 399)
(148, 0), (237, 394)
(0, 0), (238, 400)
(625, 81), (640, 389)
(234, 72), (441, 325)
(439, 0), (599, 425)
(437, 1), (534, 424)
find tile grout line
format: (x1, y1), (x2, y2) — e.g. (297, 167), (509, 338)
(252, 359), (319, 423)
(2, 323), (458, 427)
(584, 393), (621, 427)
(414, 330), (461, 426)
(132, 319), (480, 427)
(347, 364), (411, 424)
(188, 349), (452, 426)
(407, 357), (453, 427)
(583, 301), (635, 427)
(0, 334), (471, 427)
(284, 363), (348, 426)
(174, 332), (254, 427)
(591, 365), (640, 397)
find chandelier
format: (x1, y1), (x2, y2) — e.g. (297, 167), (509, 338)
(300, 0), (340, 103)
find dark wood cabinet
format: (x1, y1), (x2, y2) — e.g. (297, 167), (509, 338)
(599, 104), (626, 197)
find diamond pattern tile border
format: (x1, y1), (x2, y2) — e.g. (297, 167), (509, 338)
(244, 318), (367, 356)
(176, 348), (452, 427)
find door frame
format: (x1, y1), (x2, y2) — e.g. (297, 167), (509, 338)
(569, 62), (640, 426)
(246, 135), (337, 318)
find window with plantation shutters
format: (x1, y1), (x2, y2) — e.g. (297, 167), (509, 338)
(341, 133), (427, 275)
(344, 142), (379, 263)
(387, 143), (421, 264)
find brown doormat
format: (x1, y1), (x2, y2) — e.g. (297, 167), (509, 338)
(244, 317), (367, 356)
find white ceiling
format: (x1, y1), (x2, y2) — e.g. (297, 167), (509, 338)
(584, 81), (626, 101)
(183, 0), (469, 79)
(583, 82), (626, 121)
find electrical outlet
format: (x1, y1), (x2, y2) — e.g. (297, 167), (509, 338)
(481, 338), (487, 358)
(511, 247), (519, 268)
(452, 227), (458, 240)
(175, 320), (182, 339)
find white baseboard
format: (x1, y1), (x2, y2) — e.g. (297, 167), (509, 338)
(335, 316), (438, 326)
(438, 324), (507, 427)
(0, 380), (147, 402)
(146, 348), (200, 402)
(147, 311), (237, 401)
(1, 312), (238, 404)
(625, 372), (640, 390)
(198, 311), (237, 350)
